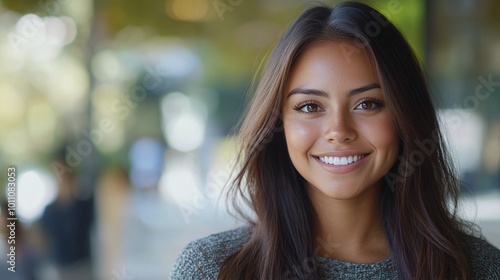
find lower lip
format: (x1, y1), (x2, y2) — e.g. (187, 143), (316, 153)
(314, 154), (370, 173)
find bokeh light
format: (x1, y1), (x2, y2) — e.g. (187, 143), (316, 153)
(129, 138), (165, 189)
(440, 109), (484, 173)
(16, 170), (57, 223)
(166, 0), (214, 22)
(161, 92), (207, 152)
(159, 163), (202, 205)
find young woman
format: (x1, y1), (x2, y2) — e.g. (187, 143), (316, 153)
(171, 2), (500, 279)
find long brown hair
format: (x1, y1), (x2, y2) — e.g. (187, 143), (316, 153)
(219, 2), (472, 279)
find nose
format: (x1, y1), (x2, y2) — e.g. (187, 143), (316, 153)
(324, 109), (357, 143)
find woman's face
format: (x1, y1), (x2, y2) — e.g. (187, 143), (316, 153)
(282, 40), (399, 200)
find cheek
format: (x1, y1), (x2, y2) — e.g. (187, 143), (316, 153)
(359, 115), (399, 155)
(283, 118), (318, 155)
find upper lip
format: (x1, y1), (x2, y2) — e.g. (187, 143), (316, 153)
(313, 150), (370, 157)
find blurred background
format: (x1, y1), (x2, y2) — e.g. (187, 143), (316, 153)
(0, 0), (499, 279)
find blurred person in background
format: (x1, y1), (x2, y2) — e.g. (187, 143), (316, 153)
(40, 155), (94, 280)
(171, 2), (500, 280)
(95, 165), (131, 280)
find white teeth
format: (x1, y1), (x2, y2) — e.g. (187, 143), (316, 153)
(318, 154), (365, 166)
(333, 157), (340, 165)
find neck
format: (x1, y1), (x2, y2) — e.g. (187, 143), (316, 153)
(309, 183), (389, 263)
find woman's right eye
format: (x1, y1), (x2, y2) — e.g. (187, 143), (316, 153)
(293, 102), (322, 113)
(300, 104), (319, 113)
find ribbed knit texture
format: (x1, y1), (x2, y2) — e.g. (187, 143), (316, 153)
(170, 226), (500, 279)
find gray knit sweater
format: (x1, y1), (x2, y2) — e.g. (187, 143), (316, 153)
(170, 226), (500, 279)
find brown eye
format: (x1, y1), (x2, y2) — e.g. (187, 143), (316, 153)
(303, 104), (318, 112)
(355, 99), (383, 111)
(361, 102), (372, 110)
(293, 102), (323, 113)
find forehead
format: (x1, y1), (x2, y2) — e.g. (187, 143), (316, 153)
(286, 40), (379, 92)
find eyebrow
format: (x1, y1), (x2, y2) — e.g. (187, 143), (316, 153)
(287, 83), (381, 98)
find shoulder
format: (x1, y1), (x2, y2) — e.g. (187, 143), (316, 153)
(463, 235), (500, 279)
(170, 226), (253, 280)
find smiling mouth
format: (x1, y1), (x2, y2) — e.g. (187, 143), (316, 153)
(317, 154), (368, 166)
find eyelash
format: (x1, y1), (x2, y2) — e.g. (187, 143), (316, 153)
(291, 97), (385, 114)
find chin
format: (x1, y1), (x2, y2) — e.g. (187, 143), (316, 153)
(310, 184), (363, 200)
(308, 180), (382, 201)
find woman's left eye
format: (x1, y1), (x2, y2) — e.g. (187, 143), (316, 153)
(355, 99), (383, 111)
